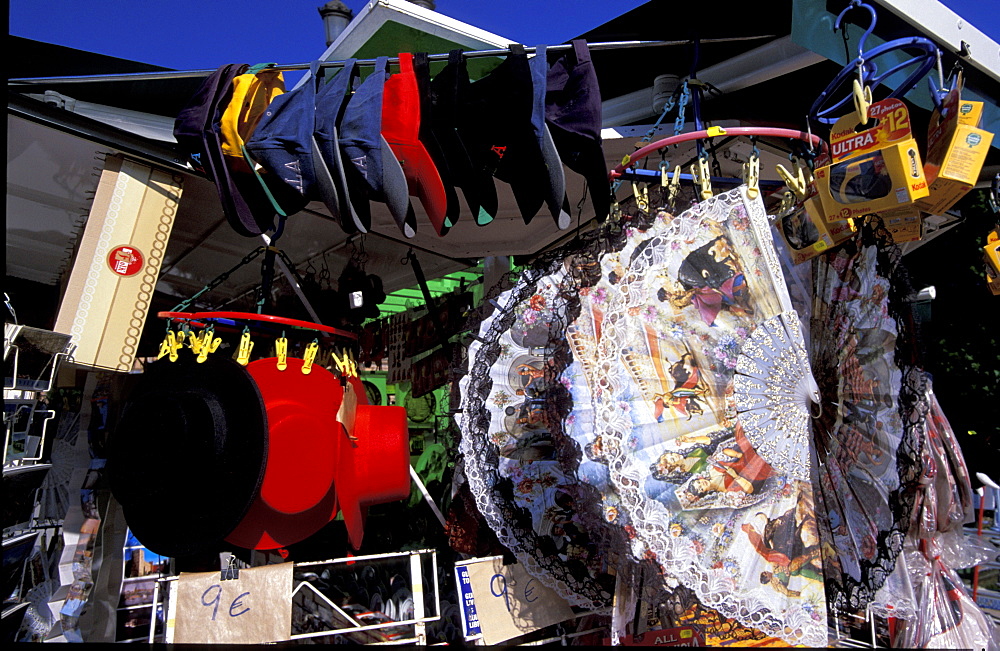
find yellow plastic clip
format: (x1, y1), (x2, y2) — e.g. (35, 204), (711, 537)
(660, 161), (669, 188)
(664, 164), (682, 205)
(187, 329), (204, 356)
(197, 331), (222, 364)
(692, 156), (713, 201)
(798, 158), (814, 188)
(236, 330), (254, 366)
(301, 340), (319, 375)
(631, 181), (649, 212)
(853, 79), (873, 125)
(776, 162), (809, 201)
(620, 154), (632, 167)
(744, 151), (760, 200)
(778, 191), (797, 216)
(158, 330), (180, 361)
(275, 336), (288, 371)
(705, 125), (727, 138)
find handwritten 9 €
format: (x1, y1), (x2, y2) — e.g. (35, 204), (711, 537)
(201, 584), (251, 620)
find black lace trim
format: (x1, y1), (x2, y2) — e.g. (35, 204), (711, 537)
(809, 216), (927, 613)
(457, 205), (665, 608)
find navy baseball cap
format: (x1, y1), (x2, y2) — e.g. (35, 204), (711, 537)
(176, 63), (282, 236)
(174, 63), (246, 179)
(460, 44), (561, 226)
(428, 50), (497, 226)
(530, 44), (571, 230)
(339, 56), (415, 237)
(244, 61), (333, 224)
(546, 40), (610, 222)
(312, 59), (367, 234)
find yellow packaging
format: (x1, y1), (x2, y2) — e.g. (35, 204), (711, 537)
(914, 84), (993, 215)
(777, 196), (855, 265)
(876, 204), (922, 243)
(957, 100), (983, 127)
(814, 98), (929, 222)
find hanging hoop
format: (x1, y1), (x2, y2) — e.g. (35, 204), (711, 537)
(809, 36), (939, 125)
(159, 311), (358, 341)
(610, 127), (828, 180)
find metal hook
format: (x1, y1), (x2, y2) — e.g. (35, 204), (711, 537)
(834, 0), (878, 59)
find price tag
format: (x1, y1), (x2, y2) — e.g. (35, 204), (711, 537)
(464, 556), (574, 645)
(173, 563), (291, 644)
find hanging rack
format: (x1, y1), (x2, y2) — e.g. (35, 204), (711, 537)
(7, 36), (776, 85)
(807, 0), (939, 125)
(609, 127), (828, 180)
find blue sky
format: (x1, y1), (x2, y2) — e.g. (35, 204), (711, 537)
(9, 0), (998, 73)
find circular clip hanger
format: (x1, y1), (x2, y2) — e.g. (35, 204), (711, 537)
(159, 311), (358, 342)
(809, 1), (939, 125)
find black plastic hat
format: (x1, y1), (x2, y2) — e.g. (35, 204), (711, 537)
(108, 350), (268, 558)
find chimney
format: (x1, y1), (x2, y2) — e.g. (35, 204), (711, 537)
(318, 1), (353, 47)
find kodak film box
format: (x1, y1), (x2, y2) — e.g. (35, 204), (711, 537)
(55, 156), (183, 371)
(877, 204), (923, 243)
(814, 98), (929, 222)
(777, 195), (856, 265)
(986, 230), (1000, 296)
(914, 83), (994, 215)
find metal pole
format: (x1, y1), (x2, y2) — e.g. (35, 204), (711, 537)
(410, 552), (426, 645)
(8, 36), (775, 85)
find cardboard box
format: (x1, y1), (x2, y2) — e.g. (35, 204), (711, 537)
(914, 83), (994, 215)
(985, 229), (1000, 296)
(957, 99), (984, 127)
(877, 204), (923, 243)
(777, 196), (855, 265)
(54, 156), (184, 371)
(814, 98), (929, 222)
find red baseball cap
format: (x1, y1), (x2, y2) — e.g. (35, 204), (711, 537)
(382, 53), (450, 237)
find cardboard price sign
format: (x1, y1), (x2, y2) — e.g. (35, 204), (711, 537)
(465, 557), (574, 645)
(174, 563), (291, 644)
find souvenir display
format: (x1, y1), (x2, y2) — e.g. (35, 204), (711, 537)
(808, 218), (927, 611)
(9, 2), (1000, 645)
(579, 186), (827, 647)
(457, 259), (620, 610)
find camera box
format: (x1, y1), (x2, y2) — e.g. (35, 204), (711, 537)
(777, 196), (856, 265)
(813, 98), (929, 222)
(876, 204), (922, 243)
(985, 230), (1000, 296)
(914, 81), (994, 215)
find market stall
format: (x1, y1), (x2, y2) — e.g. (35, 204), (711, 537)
(5, 0), (1000, 646)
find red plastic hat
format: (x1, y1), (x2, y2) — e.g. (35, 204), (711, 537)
(335, 376), (410, 550)
(225, 357), (342, 550)
(382, 53), (449, 236)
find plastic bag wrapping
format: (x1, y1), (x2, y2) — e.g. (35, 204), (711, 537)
(925, 385), (974, 531)
(909, 379), (975, 542)
(894, 539), (999, 650)
(938, 530), (1000, 570)
(868, 547), (917, 620)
